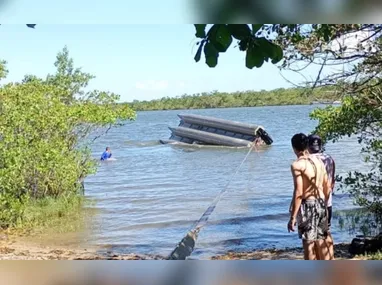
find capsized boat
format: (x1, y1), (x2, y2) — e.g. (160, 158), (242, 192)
(160, 113), (273, 147)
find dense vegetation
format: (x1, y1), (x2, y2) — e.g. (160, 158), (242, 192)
(0, 47), (135, 229)
(129, 87), (341, 111)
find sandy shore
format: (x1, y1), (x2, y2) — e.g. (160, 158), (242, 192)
(0, 232), (365, 260)
(0, 230), (159, 260)
(210, 243), (366, 260)
(0, 241), (159, 260)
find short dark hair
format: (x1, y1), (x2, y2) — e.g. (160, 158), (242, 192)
(308, 134), (322, 153)
(106, 147), (110, 150)
(291, 133), (309, 152)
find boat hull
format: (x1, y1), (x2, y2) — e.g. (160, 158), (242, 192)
(169, 126), (252, 147)
(162, 113), (273, 147)
(178, 113), (261, 136)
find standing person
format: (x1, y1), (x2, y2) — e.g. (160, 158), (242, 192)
(287, 133), (332, 260)
(100, 147), (112, 161)
(308, 134), (336, 259)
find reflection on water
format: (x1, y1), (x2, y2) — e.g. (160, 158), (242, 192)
(48, 106), (371, 258)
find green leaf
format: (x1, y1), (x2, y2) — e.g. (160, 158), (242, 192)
(204, 42), (219, 67)
(245, 43), (264, 69)
(227, 24), (251, 40)
(321, 25), (331, 42)
(238, 38), (249, 51)
(251, 24), (263, 35)
(253, 37), (284, 65)
(194, 41), (205, 62)
(208, 24), (233, 53)
(194, 24), (207, 38)
(271, 45), (283, 64)
(206, 56), (218, 68)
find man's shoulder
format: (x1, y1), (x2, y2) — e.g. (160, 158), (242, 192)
(314, 152), (334, 162)
(321, 152), (335, 163)
(309, 154), (325, 167)
(291, 159), (305, 171)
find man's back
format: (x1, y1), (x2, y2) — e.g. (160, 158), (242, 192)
(311, 152), (335, 205)
(293, 155), (328, 201)
(313, 152), (335, 182)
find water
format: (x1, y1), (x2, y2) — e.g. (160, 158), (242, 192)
(81, 105), (367, 259)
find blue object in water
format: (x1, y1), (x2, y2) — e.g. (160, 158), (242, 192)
(100, 151), (112, 161)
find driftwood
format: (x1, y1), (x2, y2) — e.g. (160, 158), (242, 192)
(348, 233), (382, 255)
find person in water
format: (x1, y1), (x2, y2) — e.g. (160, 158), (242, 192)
(308, 134), (336, 259)
(254, 137), (264, 146)
(100, 147), (112, 161)
(288, 133), (332, 260)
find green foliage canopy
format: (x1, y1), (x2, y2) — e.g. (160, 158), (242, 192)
(129, 87), (341, 111)
(193, 24), (283, 69)
(0, 47), (135, 228)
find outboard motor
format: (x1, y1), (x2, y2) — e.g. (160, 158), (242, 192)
(257, 128), (273, 145)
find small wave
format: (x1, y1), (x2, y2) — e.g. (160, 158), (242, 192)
(99, 157), (117, 162)
(165, 142), (250, 151)
(124, 140), (162, 147)
(161, 141), (272, 153)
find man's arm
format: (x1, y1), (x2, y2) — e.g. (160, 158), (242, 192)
(323, 171), (330, 203)
(289, 188), (295, 213)
(290, 162), (303, 221)
(331, 159), (336, 191)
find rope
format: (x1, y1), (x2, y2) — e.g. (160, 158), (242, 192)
(167, 142), (258, 260)
(193, 143), (257, 231)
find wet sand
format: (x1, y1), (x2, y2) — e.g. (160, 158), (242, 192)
(0, 229), (159, 260)
(0, 240), (159, 260)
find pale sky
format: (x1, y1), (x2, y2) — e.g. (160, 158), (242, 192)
(0, 2), (327, 102)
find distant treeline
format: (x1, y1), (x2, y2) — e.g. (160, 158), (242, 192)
(127, 87), (342, 111)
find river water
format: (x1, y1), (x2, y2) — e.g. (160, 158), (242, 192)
(80, 105), (367, 259)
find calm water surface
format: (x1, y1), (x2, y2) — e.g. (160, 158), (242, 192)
(79, 105), (367, 259)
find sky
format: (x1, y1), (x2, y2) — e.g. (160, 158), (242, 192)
(0, 1), (329, 102)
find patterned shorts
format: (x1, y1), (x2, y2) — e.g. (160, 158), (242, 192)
(297, 199), (329, 241)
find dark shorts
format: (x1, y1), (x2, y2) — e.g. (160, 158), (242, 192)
(297, 199), (329, 241)
(327, 206), (332, 229)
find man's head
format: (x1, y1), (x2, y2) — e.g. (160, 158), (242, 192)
(308, 134), (322, 154)
(106, 147), (110, 152)
(291, 133), (309, 155)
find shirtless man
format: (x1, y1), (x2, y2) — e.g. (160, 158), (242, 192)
(287, 133), (332, 260)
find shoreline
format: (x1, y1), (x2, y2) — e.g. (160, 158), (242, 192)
(131, 102), (341, 113)
(0, 233), (365, 260)
(210, 243), (366, 260)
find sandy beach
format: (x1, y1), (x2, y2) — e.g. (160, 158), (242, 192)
(0, 232), (365, 260)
